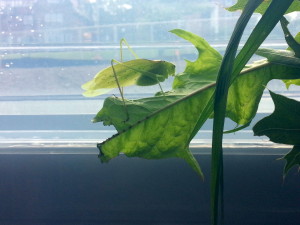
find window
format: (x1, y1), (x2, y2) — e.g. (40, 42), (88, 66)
(1, 2), (300, 224)
(23, 15), (33, 25)
(44, 13), (63, 23)
(47, 0), (60, 3)
(0, 0), (299, 150)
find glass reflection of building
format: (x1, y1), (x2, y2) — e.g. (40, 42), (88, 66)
(0, 0), (93, 45)
(0, 0), (236, 45)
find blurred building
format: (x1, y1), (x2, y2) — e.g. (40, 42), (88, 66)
(0, 0), (93, 45)
(0, 0), (239, 45)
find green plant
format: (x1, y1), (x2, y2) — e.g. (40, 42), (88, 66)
(82, 0), (300, 224)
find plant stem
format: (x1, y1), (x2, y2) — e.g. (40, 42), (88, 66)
(211, 1), (263, 224)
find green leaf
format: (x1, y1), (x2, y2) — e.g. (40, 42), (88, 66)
(227, 0), (300, 15)
(253, 91), (300, 145)
(95, 39), (300, 152)
(280, 17), (300, 58)
(283, 79), (300, 88)
(287, 32), (300, 52)
(95, 29), (223, 177)
(96, 54), (300, 184)
(170, 29), (222, 92)
(255, 48), (300, 89)
(96, 59), (300, 135)
(231, 0), (296, 82)
(256, 49), (300, 68)
(94, 29), (222, 131)
(253, 91), (300, 176)
(228, 60), (300, 125)
(283, 32), (300, 88)
(96, 26), (300, 142)
(98, 87), (215, 179)
(93, 95), (183, 132)
(82, 59), (175, 97)
(93, 24), (300, 182)
(95, 59), (300, 195)
(282, 146), (300, 176)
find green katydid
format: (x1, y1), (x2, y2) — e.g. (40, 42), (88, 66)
(82, 38), (175, 121)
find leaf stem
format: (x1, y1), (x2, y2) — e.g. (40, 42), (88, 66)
(212, 1), (263, 224)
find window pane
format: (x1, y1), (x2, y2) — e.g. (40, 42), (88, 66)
(0, 0), (299, 147)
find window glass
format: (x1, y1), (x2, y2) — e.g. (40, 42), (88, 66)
(0, 0), (299, 148)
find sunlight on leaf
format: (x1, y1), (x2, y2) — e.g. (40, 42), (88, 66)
(93, 95), (183, 132)
(96, 29), (224, 178)
(98, 87), (215, 179)
(228, 60), (300, 124)
(95, 59), (300, 138)
(227, 0), (300, 15)
(283, 79), (300, 88)
(95, 40), (300, 182)
(93, 29), (222, 132)
(170, 29), (222, 92)
(256, 49), (300, 68)
(82, 59), (175, 97)
(84, 14), (300, 182)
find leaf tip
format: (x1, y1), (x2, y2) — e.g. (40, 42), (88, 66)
(97, 143), (110, 163)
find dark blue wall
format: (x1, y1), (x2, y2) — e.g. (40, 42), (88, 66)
(0, 152), (299, 225)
